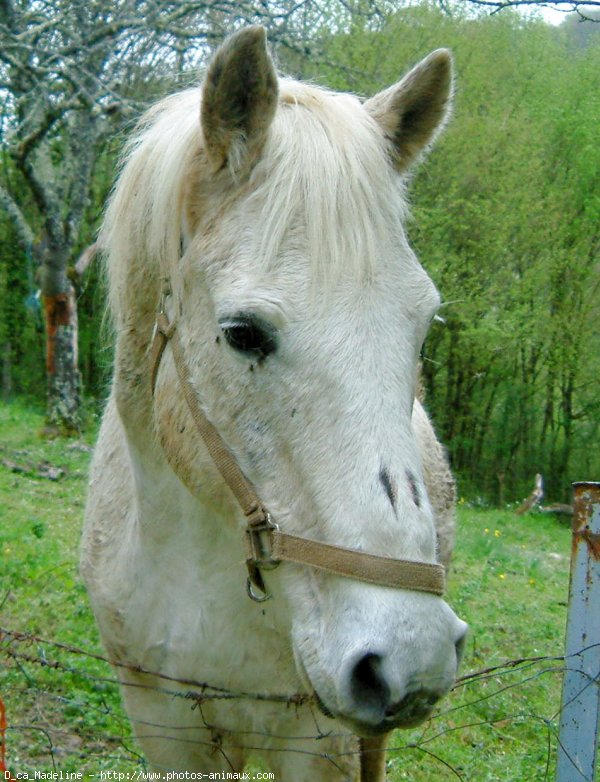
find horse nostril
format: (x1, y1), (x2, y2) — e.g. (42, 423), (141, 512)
(349, 653), (390, 715)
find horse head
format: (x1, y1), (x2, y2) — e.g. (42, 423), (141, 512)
(103, 26), (467, 742)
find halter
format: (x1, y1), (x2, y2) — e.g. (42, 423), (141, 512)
(149, 284), (446, 602)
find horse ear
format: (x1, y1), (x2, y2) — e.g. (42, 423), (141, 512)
(201, 26), (278, 176)
(364, 49), (453, 173)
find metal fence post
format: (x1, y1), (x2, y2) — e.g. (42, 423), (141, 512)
(555, 481), (600, 782)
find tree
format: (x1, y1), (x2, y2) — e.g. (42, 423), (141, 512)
(0, 0), (363, 431)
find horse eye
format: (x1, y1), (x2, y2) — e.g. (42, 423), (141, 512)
(219, 314), (277, 359)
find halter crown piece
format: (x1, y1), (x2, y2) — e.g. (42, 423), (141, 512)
(150, 281), (446, 602)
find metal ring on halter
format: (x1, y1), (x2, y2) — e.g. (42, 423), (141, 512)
(246, 576), (272, 603)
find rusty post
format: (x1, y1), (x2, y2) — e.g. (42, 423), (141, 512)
(555, 482), (600, 782)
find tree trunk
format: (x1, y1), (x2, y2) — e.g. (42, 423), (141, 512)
(42, 283), (81, 434)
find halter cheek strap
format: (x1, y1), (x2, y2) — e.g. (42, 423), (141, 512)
(150, 301), (446, 602)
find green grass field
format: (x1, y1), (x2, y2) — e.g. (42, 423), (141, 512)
(0, 400), (576, 780)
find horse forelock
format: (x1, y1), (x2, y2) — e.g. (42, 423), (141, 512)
(245, 79), (409, 284)
(103, 77), (410, 322)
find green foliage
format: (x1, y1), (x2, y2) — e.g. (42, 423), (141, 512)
(0, 220), (45, 400)
(0, 402), (572, 778)
(305, 6), (600, 503)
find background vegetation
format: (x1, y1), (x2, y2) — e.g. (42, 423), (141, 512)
(2, 1), (598, 502)
(307, 5), (600, 503)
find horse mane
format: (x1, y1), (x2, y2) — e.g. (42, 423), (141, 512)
(102, 77), (409, 323)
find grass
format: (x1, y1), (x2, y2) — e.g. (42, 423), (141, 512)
(387, 505), (572, 781)
(0, 400), (577, 780)
(0, 400), (136, 772)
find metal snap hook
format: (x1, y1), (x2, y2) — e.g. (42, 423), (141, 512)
(246, 576), (272, 603)
(246, 558), (274, 603)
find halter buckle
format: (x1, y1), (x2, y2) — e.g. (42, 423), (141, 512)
(245, 513), (280, 570)
(245, 513), (280, 602)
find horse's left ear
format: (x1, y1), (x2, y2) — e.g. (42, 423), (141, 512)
(364, 49), (453, 173)
(201, 26), (278, 176)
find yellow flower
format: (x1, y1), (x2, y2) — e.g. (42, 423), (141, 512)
(499, 573), (506, 580)
(484, 528), (490, 534)
(494, 530), (501, 537)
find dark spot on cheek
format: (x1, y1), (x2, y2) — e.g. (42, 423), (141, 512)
(215, 335), (220, 344)
(379, 467), (398, 511)
(406, 470), (421, 508)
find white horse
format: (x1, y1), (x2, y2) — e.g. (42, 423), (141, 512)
(81, 26), (467, 781)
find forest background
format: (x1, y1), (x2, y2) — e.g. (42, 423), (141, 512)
(1, 0), (599, 505)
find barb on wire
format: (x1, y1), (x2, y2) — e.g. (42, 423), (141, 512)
(0, 627), (311, 706)
(3, 624), (594, 776)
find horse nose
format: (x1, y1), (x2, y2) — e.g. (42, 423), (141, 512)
(348, 652), (434, 728)
(342, 620), (468, 732)
(345, 650), (446, 730)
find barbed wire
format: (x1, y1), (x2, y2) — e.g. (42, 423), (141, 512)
(2, 625), (597, 779)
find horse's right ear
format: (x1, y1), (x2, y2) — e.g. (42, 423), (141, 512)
(364, 49), (453, 173)
(201, 26), (278, 176)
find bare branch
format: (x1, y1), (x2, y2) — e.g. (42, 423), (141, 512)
(0, 181), (35, 248)
(454, 0), (600, 15)
(10, 97), (80, 159)
(12, 153), (63, 246)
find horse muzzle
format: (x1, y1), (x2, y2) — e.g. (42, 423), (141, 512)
(314, 683), (443, 735)
(301, 606), (468, 737)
